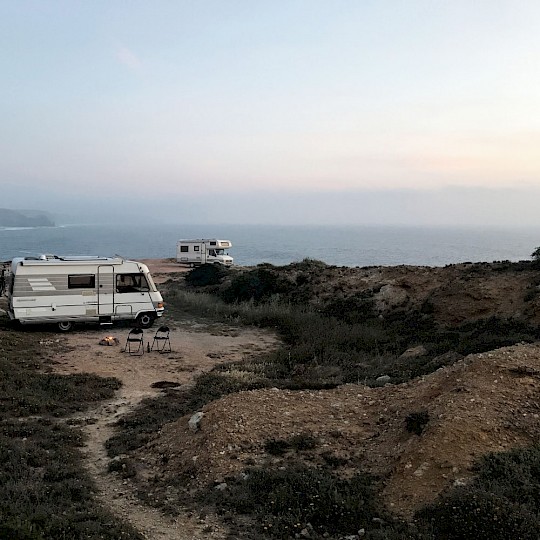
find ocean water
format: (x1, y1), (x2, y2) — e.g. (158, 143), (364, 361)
(0, 223), (539, 267)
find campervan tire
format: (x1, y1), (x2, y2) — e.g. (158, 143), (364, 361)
(136, 313), (155, 329)
(57, 321), (73, 332)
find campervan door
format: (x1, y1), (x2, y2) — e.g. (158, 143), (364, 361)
(97, 264), (114, 315)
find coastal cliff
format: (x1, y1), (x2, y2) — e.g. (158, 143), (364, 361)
(0, 208), (55, 227)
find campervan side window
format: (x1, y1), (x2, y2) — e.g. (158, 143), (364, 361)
(180, 246), (189, 253)
(194, 246), (200, 251)
(116, 273), (150, 293)
(68, 274), (96, 289)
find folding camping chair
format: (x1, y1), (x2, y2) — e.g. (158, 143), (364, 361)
(151, 326), (171, 353)
(125, 328), (144, 356)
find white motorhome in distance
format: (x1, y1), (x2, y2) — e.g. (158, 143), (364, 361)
(176, 239), (233, 266)
(6, 254), (164, 331)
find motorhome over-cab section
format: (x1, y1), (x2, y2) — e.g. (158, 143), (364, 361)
(7, 254), (164, 331)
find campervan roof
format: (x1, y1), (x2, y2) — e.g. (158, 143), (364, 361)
(12, 254), (125, 271)
(35, 254), (119, 261)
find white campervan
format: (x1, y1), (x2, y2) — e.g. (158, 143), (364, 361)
(176, 239), (233, 266)
(6, 254), (164, 331)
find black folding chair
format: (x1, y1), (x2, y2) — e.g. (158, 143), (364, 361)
(125, 328), (144, 356)
(151, 326), (171, 353)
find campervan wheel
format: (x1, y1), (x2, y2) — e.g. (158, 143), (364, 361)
(136, 313), (155, 329)
(57, 321), (73, 332)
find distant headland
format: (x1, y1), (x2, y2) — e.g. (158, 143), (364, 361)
(0, 208), (55, 228)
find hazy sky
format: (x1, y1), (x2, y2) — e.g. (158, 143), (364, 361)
(2, 1), (540, 225)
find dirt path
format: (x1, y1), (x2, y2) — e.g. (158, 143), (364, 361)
(51, 321), (279, 539)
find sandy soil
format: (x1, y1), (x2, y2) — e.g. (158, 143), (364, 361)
(51, 321), (279, 539)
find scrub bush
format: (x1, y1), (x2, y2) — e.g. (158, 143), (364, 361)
(405, 410), (430, 435)
(220, 267), (293, 303)
(185, 264), (227, 287)
(203, 466), (383, 539)
(416, 445), (540, 539)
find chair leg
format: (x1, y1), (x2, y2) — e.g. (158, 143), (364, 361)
(151, 336), (171, 353)
(127, 338), (144, 355)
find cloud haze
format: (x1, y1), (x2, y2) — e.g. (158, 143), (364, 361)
(1, 1), (540, 226)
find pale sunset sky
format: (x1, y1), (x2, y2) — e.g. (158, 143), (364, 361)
(2, 1), (540, 225)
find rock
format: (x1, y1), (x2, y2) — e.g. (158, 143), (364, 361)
(189, 412), (204, 432)
(413, 462), (429, 477)
(214, 482), (228, 491)
(376, 375), (391, 384)
(374, 284), (409, 312)
(399, 345), (427, 359)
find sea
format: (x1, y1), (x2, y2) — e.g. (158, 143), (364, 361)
(1, 223), (539, 267)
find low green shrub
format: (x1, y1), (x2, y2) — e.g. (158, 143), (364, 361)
(405, 410), (430, 435)
(416, 445), (540, 539)
(204, 466), (383, 539)
(417, 488), (540, 540)
(0, 418), (142, 540)
(264, 439), (290, 456)
(323, 293), (377, 324)
(263, 433), (318, 456)
(220, 267), (294, 303)
(454, 317), (540, 356)
(185, 264), (227, 287)
(289, 433), (319, 451)
(288, 258), (328, 272)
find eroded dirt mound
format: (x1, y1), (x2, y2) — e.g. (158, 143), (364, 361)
(138, 342), (540, 518)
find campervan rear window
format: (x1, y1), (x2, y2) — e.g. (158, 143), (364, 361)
(180, 246), (189, 253)
(68, 274), (95, 289)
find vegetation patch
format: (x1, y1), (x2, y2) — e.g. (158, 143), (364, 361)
(0, 418), (142, 539)
(405, 410), (430, 435)
(201, 466), (396, 539)
(263, 433), (319, 456)
(416, 445), (540, 539)
(0, 320), (140, 539)
(184, 263), (228, 288)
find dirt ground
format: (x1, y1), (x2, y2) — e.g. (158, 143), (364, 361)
(51, 319), (279, 539)
(43, 259), (540, 536)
